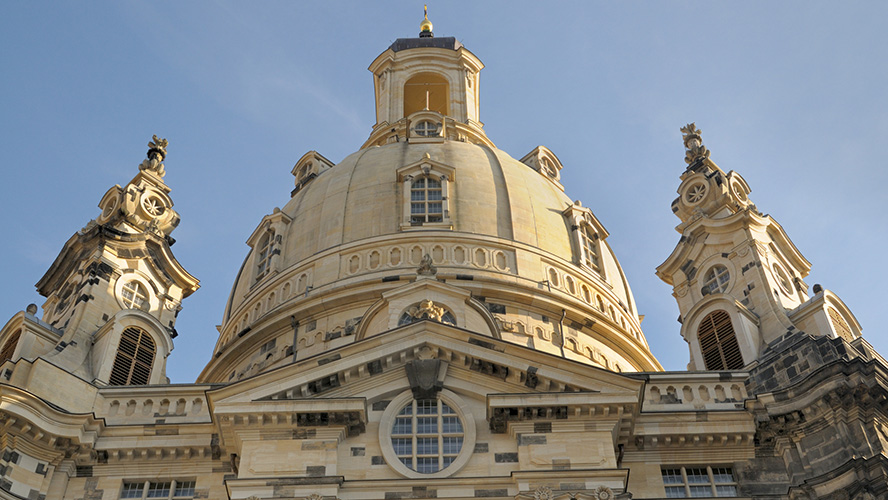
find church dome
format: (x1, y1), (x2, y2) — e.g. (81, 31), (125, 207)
(198, 33), (661, 384)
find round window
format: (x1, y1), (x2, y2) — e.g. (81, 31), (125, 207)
(731, 181), (747, 202)
(141, 194), (165, 217)
(703, 264), (730, 294)
(772, 264), (793, 294)
(379, 390), (475, 479)
(685, 182), (707, 204)
(98, 195), (120, 223)
(391, 398), (464, 473)
(120, 281), (150, 311)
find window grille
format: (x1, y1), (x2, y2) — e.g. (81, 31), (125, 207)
(410, 176), (444, 223)
(703, 265), (730, 294)
(697, 310), (744, 370)
(662, 466), (738, 497)
(255, 231), (274, 280)
(121, 480), (196, 500)
(391, 399), (464, 473)
(414, 121), (440, 137)
(579, 225), (601, 273)
(109, 327), (155, 386)
(121, 281), (150, 310)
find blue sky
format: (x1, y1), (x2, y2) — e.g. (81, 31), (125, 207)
(2, 2), (885, 382)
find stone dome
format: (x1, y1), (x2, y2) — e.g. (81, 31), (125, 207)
(198, 37), (661, 384)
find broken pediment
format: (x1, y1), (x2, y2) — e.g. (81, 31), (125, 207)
(355, 278), (498, 340)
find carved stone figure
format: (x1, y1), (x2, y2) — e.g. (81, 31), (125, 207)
(680, 123), (710, 165)
(139, 134), (168, 177)
(408, 299), (446, 322)
(417, 253), (437, 276)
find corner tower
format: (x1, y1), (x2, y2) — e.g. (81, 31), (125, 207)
(657, 124), (862, 371)
(0, 137), (199, 385)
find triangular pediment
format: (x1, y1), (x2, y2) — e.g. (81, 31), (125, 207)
(208, 320), (642, 410)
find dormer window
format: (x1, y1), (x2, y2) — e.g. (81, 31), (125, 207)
(579, 224), (601, 273)
(415, 121), (440, 137)
(297, 163), (311, 182)
(398, 156), (455, 230)
(411, 176), (444, 223)
(255, 230), (274, 281)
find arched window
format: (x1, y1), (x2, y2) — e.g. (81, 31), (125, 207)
(403, 73), (449, 117)
(109, 327), (156, 386)
(410, 176), (444, 223)
(0, 330), (21, 362)
(297, 162), (312, 182)
(697, 310), (744, 370)
(703, 265), (730, 294)
(579, 224), (601, 274)
(121, 281), (150, 311)
(255, 230), (274, 281)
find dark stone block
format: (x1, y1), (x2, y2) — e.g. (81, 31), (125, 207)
(372, 400), (390, 411)
(473, 442), (489, 453)
(317, 354), (341, 366)
(302, 441), (328, 450)
(306, 465), (326, 477)
(475, 489), (508, 497)
(494, 452), (518, 463)
(372, 456), (386, 465)
(76, 465), (93, 477)
(293, 429), (317, 439)
(518, 435), (547, 446)
(534, 422), (552, 433)
(560, 483), (583, 490)
(412, 486), (437, 498)
(468, 338), (498, 350)
(487, 303), (506, 314)
(553, 459), (570, 470)
(351, 447), (365, 456)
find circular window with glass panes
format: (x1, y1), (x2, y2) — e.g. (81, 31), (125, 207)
(378, 390), (475, 478)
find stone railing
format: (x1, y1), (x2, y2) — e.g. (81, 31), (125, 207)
(640, 372), (749, 412)
(98, 386), (215, 424)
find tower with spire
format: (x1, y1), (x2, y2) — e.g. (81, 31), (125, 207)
(657, 123), (862, 371)
(0, 136), (199, 386)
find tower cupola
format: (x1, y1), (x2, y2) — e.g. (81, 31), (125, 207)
(362, 17), (489, 148)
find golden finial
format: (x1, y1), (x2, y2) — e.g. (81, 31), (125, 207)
(420, 5), (433, 35)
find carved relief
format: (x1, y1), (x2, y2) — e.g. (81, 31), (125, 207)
(533, 486), (553, 500)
